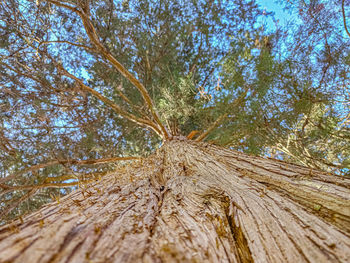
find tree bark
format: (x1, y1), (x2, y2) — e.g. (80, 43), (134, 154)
(0, 140), (349, 263)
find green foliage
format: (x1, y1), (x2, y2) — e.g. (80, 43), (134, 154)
(0, 0), (349, 223)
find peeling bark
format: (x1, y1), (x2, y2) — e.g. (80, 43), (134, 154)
(0, 140), (349, 263)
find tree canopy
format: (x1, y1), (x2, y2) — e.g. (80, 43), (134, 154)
(0, 0), (349, 223)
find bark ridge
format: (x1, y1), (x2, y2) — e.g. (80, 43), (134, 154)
(0, 140), (349, 263)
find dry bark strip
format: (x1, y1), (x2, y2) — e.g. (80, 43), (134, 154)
(0, 140), (349, 263)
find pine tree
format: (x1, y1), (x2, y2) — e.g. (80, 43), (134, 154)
(0, 0), (349, 261)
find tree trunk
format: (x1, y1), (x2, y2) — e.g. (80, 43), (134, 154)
(0, 140), (349, 263)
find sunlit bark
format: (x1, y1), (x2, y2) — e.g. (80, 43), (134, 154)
(0, 140), (349, 262)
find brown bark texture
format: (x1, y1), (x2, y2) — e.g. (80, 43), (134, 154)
(0, 140), (349, 263)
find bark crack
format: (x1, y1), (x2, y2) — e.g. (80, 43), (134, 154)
(141, 149), (168, 261)
(224, 200), (254, 263)
(64, 240), (84, 263)
(5, 237), (40, 262)
(47, 224), (86, 262)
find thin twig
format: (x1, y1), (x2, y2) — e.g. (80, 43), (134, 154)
(342, 0), (350, 37)
(0, 188), (38, 219)
(37, 40), (95, 52)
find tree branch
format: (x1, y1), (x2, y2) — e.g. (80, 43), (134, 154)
(1, 181), (82, 193)
(196, 88), (250, 142)
(3, 57), (148, 125)
(0, 156), (141, 185)
(195, 113), (228, 142)
(45, 0), (170, 140)
(37, 40), (95, 52)
(56, 63), (163, 136)
(342, 0), (350, 37)
(44, 171), (108, 183)
(0, 188), (38, 219)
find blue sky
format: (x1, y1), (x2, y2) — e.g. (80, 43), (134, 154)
(256, 0), (295, 33)
(257, 0), (292, 24)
